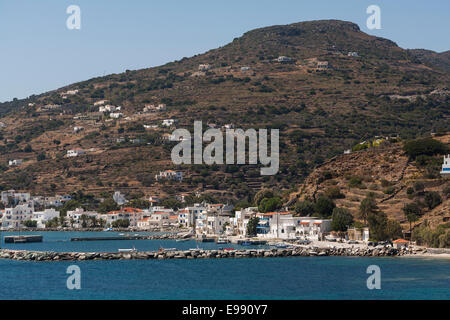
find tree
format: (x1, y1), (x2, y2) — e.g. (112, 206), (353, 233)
(23, 220), (37, 228)
(367, 211), (388, 241)
(246, 216), (259, 237)
(403, 138), (448, 159)
(403, 202), (421, 232)
(98, 198), (120, 214)
(413, 181), (425, 193)
(314, 196), (335, 218)
(359, 194), (378, 225)
(258, 197), (282, 213)
(253, 189), (274, 206)
(424, 191), (442, 210)
(385, 219), (403, 240)
(324, 186), (345, 199)
(331, 207), (354, 231)
(160, 198), (183, 210)
(294, 200), (315, 216)
(128, 199), (150, 209)
(112, 219), (130, 228)
(59, 216), (66, 227)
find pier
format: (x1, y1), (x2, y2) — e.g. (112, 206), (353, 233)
(4, 235), (43, 243)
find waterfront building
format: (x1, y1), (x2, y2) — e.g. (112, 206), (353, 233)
(66, 208), (99, 228)
(1, 202), (34, 228)
(32, 208), (60, 228)
(347, 227), (370, 242)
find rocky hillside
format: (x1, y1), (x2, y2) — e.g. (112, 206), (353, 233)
(0, 20), (448, 201)
(290, 135), (450, 231)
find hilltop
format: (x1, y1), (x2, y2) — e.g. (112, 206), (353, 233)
(0, 19), (448, 201)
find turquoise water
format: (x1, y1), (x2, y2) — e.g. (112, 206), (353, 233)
(0, 232), (449, 300)
(0, 231), (268, 252)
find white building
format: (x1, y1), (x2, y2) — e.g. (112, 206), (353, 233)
(277, 56), (293, 63)
(155, 170), (183, 181)
(67, 149), (85, 157)
(161, 119), (176, 127)
(73, 126), (84, 133)
(32, 208), (60, 228)
(255, 212), (332, 240)
(109, 112), (123, 119)
(99, 105), (121, 113)
(1, 202), (34, 228)
(66, 208), (99, 228)
(440, 155), (450, 176)
(8, 159), (23, 166)
(198, 64), (211, 71)
(1, 190), (31, 205)
(232, 207), (258, 237)
(178, 204), (207, 227)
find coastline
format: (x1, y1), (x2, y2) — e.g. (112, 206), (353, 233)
(0, 245), (423, 262)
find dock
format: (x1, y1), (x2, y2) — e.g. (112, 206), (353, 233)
(4, 235), (43, 243)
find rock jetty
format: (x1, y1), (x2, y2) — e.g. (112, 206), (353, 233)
(0, 246), (418, 262)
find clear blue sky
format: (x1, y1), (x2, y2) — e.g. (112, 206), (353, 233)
(1, 0), (449, 102)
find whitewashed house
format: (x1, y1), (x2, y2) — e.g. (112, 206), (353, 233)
(155, 170), (183, 181)
(8, 159), (23, 166)
(67, 149), (85, 157)
(109, 112), (123, 119)
(161, 119), (176, 127)
(66, 208), (99, 228)
(1, 202), (34, 228)
(32, 208), (60, 228)
(198, 64), (211, 71)
(1, 190), (30, 205)
(277, 56), (294, 63)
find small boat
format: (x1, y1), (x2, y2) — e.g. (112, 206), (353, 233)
(216, 237), (229, 244)
(176, 238), (189, 242)
(189, 245), (202, 251)
(118, 246), (137, 253)
(103, 228), (112, 232)
(224, 248), (235, 251)
(240, 241), (252, 246)
(119, 233), (125, 236)
(274, 242), (288, 248)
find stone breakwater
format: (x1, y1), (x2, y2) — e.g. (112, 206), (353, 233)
(0, 246), (419, 262)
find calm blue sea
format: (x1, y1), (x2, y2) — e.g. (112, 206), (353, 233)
(0, 232), (449, 300)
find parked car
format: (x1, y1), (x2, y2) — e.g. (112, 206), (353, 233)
(347, 240), (359, 244)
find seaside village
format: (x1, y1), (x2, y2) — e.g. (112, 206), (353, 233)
(0, 154), (449, 246)
(0, 189), (337, 243)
